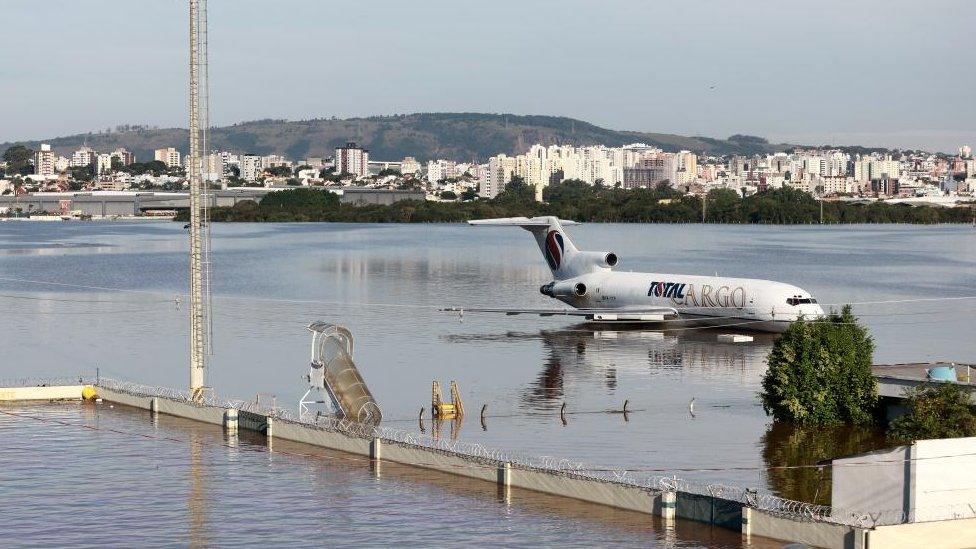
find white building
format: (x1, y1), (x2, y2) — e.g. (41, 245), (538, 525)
(71, 146), (97, 168)
(111, 148), (135, 166)
(33, 144), (57, 177)
(426, 159), (457, 182)
(203, 152), (224, 182)
(854, 154), (900, 182)
(96, 153), (114, 175)
(400, 156), (421, 175)
(154, 147), (182, 169)
(334, 142), (369, 178)
(262, 154), (289, 168)
(480, 154), (515, 198)
(239, 154), (263, 182)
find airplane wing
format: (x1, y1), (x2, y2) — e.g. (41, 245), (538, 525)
(441, 306), (678, 322)
(468, 217), (579, 227)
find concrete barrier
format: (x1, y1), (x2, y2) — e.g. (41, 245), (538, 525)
(750, 509), (867, 549)
(868, 517), (976, 548)
(0, 385), (84, 401)
(13, 382), (973, 549)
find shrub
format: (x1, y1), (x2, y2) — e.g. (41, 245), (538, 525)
(887, 383), (976, 443)
(760, 306), (877, 425)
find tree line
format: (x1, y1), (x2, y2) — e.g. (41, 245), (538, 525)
(180, 179), (975, 224)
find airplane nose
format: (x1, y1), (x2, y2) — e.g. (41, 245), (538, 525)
(801, 304), (825, 319)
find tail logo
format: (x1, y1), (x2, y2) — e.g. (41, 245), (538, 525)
(544, 230), (564, 270)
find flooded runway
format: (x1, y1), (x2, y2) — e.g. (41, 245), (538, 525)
(1, 221), (973, 540)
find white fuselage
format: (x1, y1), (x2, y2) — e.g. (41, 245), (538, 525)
(550, 270), (825, 332)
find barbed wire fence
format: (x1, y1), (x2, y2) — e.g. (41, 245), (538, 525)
(7, 376), (975, 529)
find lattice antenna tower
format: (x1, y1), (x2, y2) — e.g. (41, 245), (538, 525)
(188, 0), (213, 401)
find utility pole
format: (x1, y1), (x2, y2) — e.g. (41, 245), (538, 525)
(188, 0), (209, 401)
(701, 193), (707, 223)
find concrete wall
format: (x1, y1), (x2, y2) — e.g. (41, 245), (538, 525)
(273, 419), (371, 456)
(77, 385), (976, 548)
(832, 437), (976, 524)
(913, 437), (976, 520)
(381, 441), (498, 484)
(832, 446), (910, 518)
(510, 468), (657, 513)
(869, 517), (976, 548)
(750, 510), (865, 549)
(96, 386), (225, 426)
(0, 385), (83, 401)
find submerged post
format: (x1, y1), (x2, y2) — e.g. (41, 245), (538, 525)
(497, 461), (511, 487)
(660, 491), (676, 522)
(223, 408), (238, 433)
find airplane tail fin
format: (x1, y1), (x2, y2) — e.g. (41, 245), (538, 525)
(468, 216), (580, 279)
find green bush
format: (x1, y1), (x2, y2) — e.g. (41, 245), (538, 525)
(760, 306), (878, 425)
(887, 383), (976, 443)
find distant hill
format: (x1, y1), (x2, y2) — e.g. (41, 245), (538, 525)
(2, 113), (795, 163)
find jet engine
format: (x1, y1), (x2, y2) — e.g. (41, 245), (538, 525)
(565, 251), (617, 274)
(540, 280), (589, 298)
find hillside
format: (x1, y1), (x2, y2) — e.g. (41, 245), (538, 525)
(2, 113), (793, 162)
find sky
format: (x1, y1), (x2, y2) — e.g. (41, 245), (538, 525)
(2, 0), (974, 152)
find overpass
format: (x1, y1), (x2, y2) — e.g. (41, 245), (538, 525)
(0, 189), (277, 217)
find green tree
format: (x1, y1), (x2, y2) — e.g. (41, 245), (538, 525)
(888, 383), (976, 443)
(705, 188), (740, 222)
(264, 165), (292, 177)
(3, 145), (34, 175)
(760, 306), (878, 425)
(494, 175), (536, 203)
(460, 188), (478, 201)
(439, 190), (457, 200)
(259, 187), (339, 208)
(68, 165), (94, 182)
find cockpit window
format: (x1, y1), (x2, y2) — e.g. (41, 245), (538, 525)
(787, 297), (818, 306)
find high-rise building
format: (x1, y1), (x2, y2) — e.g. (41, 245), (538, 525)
(239, 154), (263, 181)
(334, 142), (369, 178)
(480, 154), (515, 198)
(400, 156), (421, 175)
(96, 153), (114, 175)
(71, 146), (97, 167)
(203, 152), (224, 181)
(960, 145), (972, 159)
(111, 147), (135, 166)
(623, 156), (667, 189)
(34, 144), (56, 176)
(154, 147), (182, 168)
(427, 159), (457, 182)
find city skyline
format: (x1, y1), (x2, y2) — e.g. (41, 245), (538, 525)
(2, 0), (974, 152)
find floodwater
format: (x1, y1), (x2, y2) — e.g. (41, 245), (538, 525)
(0, 402), (775, 548)
(2, 221), (974, 545)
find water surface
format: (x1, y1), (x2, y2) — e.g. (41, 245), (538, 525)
(1, 221), (973, 517)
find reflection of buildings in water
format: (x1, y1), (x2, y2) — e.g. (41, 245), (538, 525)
(514, 325), (775, 407)
(322, 253), (549, 286)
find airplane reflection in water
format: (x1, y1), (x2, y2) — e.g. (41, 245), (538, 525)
(445, 324), (774, 408)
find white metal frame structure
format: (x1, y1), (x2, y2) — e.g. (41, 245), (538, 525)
(300, 322), (382, 425)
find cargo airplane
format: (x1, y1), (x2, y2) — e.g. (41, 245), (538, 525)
(444, 216), (825, 332)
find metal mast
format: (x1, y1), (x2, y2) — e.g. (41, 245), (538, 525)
(188, 0), (210, 401)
